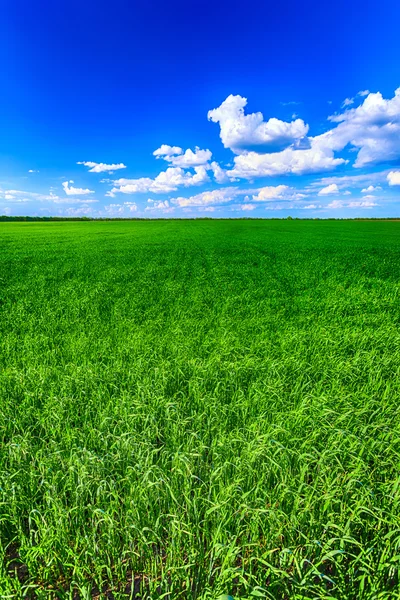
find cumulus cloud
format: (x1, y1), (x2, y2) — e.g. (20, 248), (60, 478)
(318, 183), (339, 196)
(361, 185), (382, 193)
(154, 145), (212, 168)
(210, 161), (229, 183)
(358, 90), (370, 97)
(252, 184), (290, 201)
(240, 203), (256, 211)
(208, 94), (309, 154)
(153, 145), (183, 158)
(321, 88), (400, 167)
(77, 161), (127, 173)
(62, 181), (94, 196)
(228, 145), (345, 179)
(108, 166), (209, 196)
(211, 89), (400, 179)
(387, 171), (400, 185)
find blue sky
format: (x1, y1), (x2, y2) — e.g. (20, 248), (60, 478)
(1, 0), (400, 218)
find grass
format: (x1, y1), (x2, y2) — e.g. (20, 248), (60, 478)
(0, 219), (399, 599)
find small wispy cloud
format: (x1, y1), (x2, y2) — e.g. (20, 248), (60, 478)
(341, 97), (355, 108)
(77, 161), (127, 174)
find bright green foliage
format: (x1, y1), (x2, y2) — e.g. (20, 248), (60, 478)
(0, 220), (399, 599)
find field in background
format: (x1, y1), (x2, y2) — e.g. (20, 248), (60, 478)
(0, 220), (399, 599)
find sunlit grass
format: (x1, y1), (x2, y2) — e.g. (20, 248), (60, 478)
(0, 220), (399, 598)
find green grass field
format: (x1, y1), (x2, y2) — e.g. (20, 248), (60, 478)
(1, 220), (400, 599)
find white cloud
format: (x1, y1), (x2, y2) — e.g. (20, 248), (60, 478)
(104, 204), (125, 215)
(146, 200), (171, 211)
(240, 203), (256, 211)
(327, 200), (345, 209)
(208, 94), (309, 154)
(77, 161), (127, 173)
(327, 199), (378, 209)
(0, 188), (97, 204)
(172, 148), (212, 167)
(264, 203), (295, 211)
(318, 183), (339, 196)
(321, 88), (400, 167)
(28, 169), (39, 173)
(252, 184), (290, 201)
(228, 145), (345, 179)
(215, 89), (400, 180)
(342, 97), (354, 108)
(171, 186), (242, 207)
(62, 181), (94, 196)
(109, 166), (209, 195)
(210, 161), (229, 183)
(349, 200), (378, 207)
(153, 145), (183, 158)
(387, 171), (400, 186)
(361, 185), (382, 193)
(65, 206), (94, 217)
(310, 170), (389, 189)
(123, 202), (138, 212)
(154, 146), (212, 168)
(358, 90), (370, 97)
(303, 204), (318, 209)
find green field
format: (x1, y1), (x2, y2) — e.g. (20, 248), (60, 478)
(0, 220), (400, 599)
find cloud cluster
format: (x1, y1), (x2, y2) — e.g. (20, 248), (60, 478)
(171, 187), (243, 207)
(108, 166), (210, 196)
(12, 87), (399, 217)
(168, 184), (308, 208)
(0, 188), (97, 205)
(309, 170), (389, 190)
(206, 89), (400, 180)
(327, 199), (378, 209)
(321, 89), (400, 167)
(146, 199), (173, 213)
